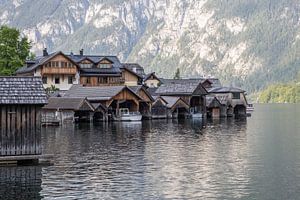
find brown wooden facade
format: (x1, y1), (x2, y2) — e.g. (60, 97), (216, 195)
(80, 76), (125, 86)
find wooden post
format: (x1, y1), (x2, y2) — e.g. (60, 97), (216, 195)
(116, 100), (119, 116)
(16, 105), (21, 155)
(1, 106), (6, 156)
(21, 106), (26, 155)
(36, 107), (41, 155)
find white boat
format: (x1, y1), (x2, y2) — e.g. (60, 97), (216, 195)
(115, 108), (142, 121)
(247, 104), (254, 112)
(246, 104), (254, 117)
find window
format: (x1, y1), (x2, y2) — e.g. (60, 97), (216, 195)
(42, 77), (47, 84)
(86, 77), (90, 84)
(55, 61), (59, 67)
(232, 93), (241, 99)
(98, 63), (111, 68)
(61, 62), (67, 68)
(80, 63), (92, 68)
(55, 77), (60, 84)
(68, 76), (73, 84)
(98, 77), (108, 84)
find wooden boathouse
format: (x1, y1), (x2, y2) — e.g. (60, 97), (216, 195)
(64, 85), (143, 121)
(42, 97), (96, 124)
(151, 96), (190, 119)
(0, 77), (48, 163)
(155, 79), (208, 117)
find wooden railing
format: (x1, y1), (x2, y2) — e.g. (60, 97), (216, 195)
(41, 67), (77, 75)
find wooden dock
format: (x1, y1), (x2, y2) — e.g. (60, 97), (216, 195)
(0, 154), (54, 166)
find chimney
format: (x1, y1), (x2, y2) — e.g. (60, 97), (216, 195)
(43, 48), (48, 56)
(80, 49), (84, 56)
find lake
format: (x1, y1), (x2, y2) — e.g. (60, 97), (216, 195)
(0, 104), (299, 199)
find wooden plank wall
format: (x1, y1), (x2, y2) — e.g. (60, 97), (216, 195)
(0, 105), (42, 156)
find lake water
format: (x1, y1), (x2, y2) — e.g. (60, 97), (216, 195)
(0, 104), (299, 199)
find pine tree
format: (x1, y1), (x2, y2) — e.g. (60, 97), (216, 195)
(174, 68), (181, 79)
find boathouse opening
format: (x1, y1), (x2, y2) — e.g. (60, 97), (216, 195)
(93, 112), (105, 122)
(175, 107), (189, 119)
(233, 105), (246, 117)
(74, 111), (91, 122)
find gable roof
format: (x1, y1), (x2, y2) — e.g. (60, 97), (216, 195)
(43, 97), (94, 111)
(129, 86), (155, 102)
(215, 94), (230, 105)
(160, 96), (190, 109)
(208, 87), (245, 93)
(122, 66), (143, 79)
(144, 72), (161, 82)
(64, 85), (142, 101)
(162, 78), (222, 88)
(67, 55), (122, 68)
(0, 77), (47, 104)
(16, 52), (123, 75)
(155, 79), (207, 95)
(122, 63), (145, 76)
(206, 96), (222, 108)
(16, 51), (79, 74)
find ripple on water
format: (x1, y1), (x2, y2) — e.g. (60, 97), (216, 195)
(1, 105), (300, 199)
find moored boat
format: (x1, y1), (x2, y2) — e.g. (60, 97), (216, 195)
(114, 108), (142, 121)
(246, 103), (254, 116)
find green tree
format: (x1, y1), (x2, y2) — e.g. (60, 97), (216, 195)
(0, 26), (31, 75)
(174, 68), (181, 79)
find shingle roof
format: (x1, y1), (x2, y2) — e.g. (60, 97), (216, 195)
(122, 63), (145, 76)
(64, 85), (125, 100)
(64, 85), (142, 101)
(147, 87), (158, 96)
(161, 78), (222, 88)
(215, 95), (230, 105)
(129, 86), (154, 102)
(129, 86), (143, 93)
(43, 97), (94, 111)
(160, 96), (181, 108)
(16, 52), (123, 75)
(0, 77), (47, 104)
(208, 87), (245, 93)
(155, 79), (207, 95)
(144, 72), (161, 81)
(67, 55), (122, 68)
(16, 51), (70, 74)
(121, 67), (143, 79)
(206, 96), (221, 107)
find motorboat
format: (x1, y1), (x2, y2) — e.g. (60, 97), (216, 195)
(115, 108), (142, 121)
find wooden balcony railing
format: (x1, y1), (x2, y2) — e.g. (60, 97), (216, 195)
(41, 67), (77, 75)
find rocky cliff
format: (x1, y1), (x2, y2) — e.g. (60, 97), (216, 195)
(1, 0), (299, 92)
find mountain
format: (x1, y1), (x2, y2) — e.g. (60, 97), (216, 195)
(0, 0), (300, 93)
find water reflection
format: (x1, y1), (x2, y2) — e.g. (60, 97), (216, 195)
(0, 166), (42, 200)
(38, 118), (251, 199)
(2, 105), (300, 199)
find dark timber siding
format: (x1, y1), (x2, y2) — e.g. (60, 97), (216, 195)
(0, 105), (42, 156)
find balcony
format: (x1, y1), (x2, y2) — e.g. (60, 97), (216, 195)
(41, 67), (77, 75)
